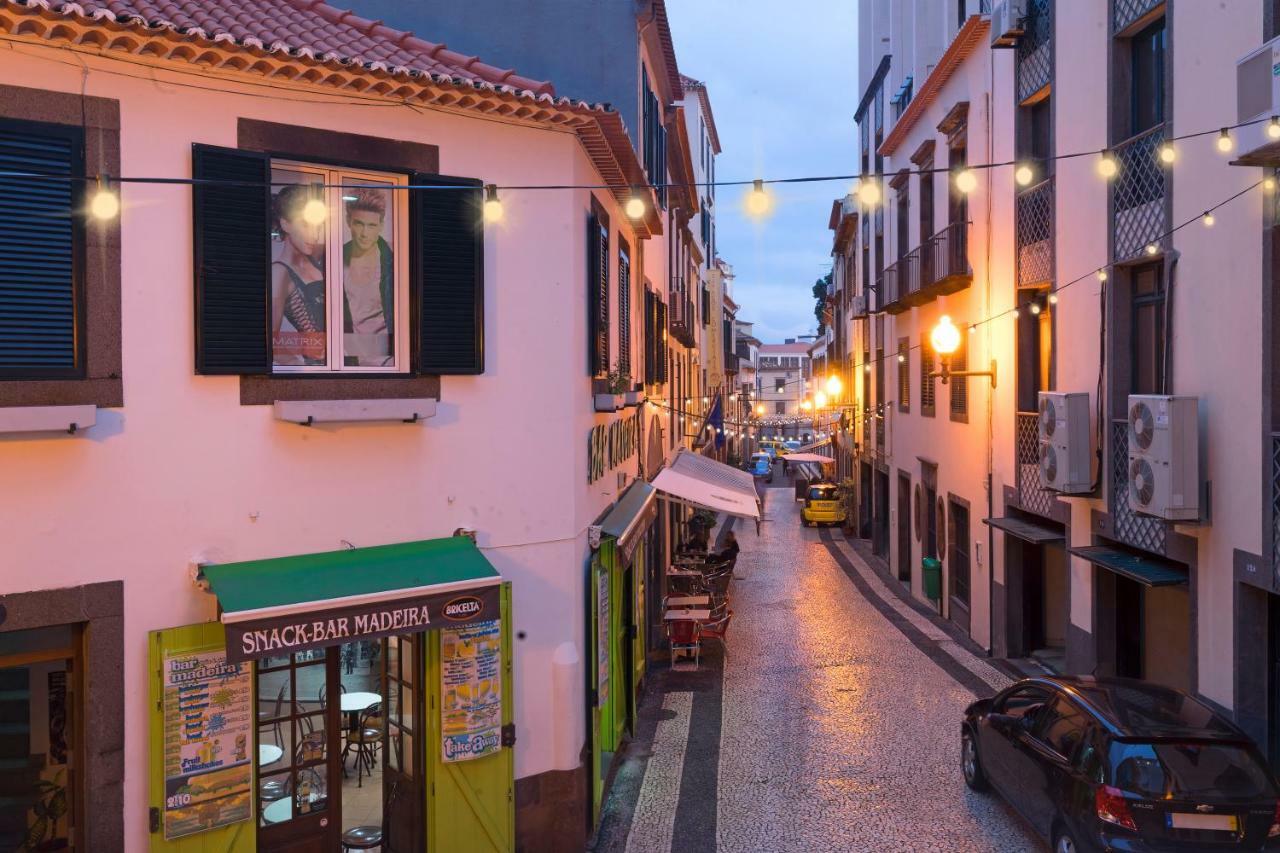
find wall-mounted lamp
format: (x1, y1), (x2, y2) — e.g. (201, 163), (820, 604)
(928, 316), (997, 387)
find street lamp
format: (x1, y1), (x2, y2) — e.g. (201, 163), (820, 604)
(929, 315), (997, 387)
(825, 374), (843, 398)
(755, 403), (765, 416)
(814, 391), (828, 409)
(800, 399), (812, 411)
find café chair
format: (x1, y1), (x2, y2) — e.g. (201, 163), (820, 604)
(341, 825), (384, 851)
(666, 619), (701, 670)
(349, 702), (384, 786)
(699, 611), (734, 650)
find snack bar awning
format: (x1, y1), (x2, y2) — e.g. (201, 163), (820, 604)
(1067, 545), (1189, 587)
(651, 449), (761, 520)
(204, 537), (502, 662)
(600, 480), (658, 562)
(983, 516), (1066, 545)
(782, 453), (835, 465)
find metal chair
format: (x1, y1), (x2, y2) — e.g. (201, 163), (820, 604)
(666, 619), (702, 670)
(341, 825), (384, 851)
(349, 702), (384, 786)
(699, 610), (733, 650)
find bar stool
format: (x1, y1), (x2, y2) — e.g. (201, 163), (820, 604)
(341, 825), (383, 850)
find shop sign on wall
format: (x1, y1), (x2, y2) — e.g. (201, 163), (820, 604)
(161, 651), (252, 839)
(589, 411), (640, 484)
(441, 619), (503, 762)
(597, 564), (609, 706)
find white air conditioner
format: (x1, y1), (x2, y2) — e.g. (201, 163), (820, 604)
(1037, 391), (1091, 493)
(851, 294), (868, 317)
(1235, 36), (1280, 161)
(1127, 395), (1199, 521)
(990, 0), (1028, 47)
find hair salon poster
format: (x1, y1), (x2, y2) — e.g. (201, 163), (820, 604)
(441, 619), (503, 762)
(161, 650), (252, 839)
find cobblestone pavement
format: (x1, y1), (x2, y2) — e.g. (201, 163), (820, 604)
(594, 485), (1043, 853)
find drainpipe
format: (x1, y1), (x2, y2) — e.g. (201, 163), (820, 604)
(1161, 250), (1180, 395)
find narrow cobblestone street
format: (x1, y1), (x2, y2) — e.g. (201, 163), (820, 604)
(595, 484), (1043, 852)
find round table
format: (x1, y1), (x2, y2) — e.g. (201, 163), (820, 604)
(262, 792), (322, 825)
(258, 744), (283, 766)
(340, 692), (380, 713)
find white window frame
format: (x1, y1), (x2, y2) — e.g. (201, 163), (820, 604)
(271, 161), (410, 375)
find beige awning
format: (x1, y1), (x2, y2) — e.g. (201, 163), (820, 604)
(651, 449), (761, 520)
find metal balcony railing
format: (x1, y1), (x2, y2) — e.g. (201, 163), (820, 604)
(1110, 419), (1167, 554)
(1112, 123), (1168, 261)
(1016, 0), (1052, 103)
(1114, 0), (1162, 34)
(1015, 412), (1057, 519)
(882, 220), (971, 314)
(669, 294), (697, 348)
(1016, 177), (1054, 287)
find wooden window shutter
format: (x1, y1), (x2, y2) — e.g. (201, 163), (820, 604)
(412, 174), (484, 374)
(618, 249), (631, 379)
(193, 144), (271, 375)
(0, 120), (84, 378)
(657, 300), (668, 383)
(587, 213), (609, 376)
(644, 289), (655, 384)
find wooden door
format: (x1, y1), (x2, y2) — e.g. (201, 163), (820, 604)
(382, 634), (425, 852)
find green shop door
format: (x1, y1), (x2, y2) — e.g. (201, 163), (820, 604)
(148, 622), (257, 852)
(426, 582), (514, 852)
(589, 542), (630, 823)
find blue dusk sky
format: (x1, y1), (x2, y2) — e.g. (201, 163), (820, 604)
(667, 2), (859, 344)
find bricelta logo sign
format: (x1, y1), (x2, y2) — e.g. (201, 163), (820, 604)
(443, 596), (484, 620)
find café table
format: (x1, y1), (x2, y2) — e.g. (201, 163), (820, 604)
(666, 567), (701, 577)
(339, 691), (381, 773)
(258, 744), (283, 767)
(665, 595), (710, 608)
(663, 609), (711, 622)
(262, 793), (322, 825)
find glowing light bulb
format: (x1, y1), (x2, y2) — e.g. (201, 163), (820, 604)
(482, 184), (503, 223)
(1048, 293), (1059, 305)
(801, 399), (812, 411)
(302, 198), (328, 225)
(745, 179), (771, 217)
(898, 353), (906, 363)
(1267, 176), (1278, 193)
(1145, 242), (1159, 256)
(969, 324), (977, 334)
(1157, 143), (1176, 165)
(89, 187), (119, 220)
(954, 169), (978, 194)
(625, 194), (646, 219)
(755, 404), (765, 415)
(1098, 269), (1109, 282)
(814, 391), (828, 409)
(1217, 128), (1234, 154)
(1097, 151), (1118, 179)
(856, 177), (881, 206)
(1270, 117), (1280, 140)
(1202, 211), (1215, 227)
(930, 315), (961, 356)
(1011, 308), (1021, 319)
(1014, 164), (1034, 186)
(825, 374), (843, 397)
(1029, 302), (1041, 316)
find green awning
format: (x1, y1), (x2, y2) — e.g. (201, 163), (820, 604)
(600, 481), (657, 561)
(1068, 545), (1188, 587)
(204, 537), (502, 662)
(984, 516), (1065, 545)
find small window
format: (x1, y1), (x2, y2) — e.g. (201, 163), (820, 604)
(1129, 17), (1166, 137)
(1132, 263), (1165, 395)
(270, 163), (409, 373)
(775, 401), (785, 415)
(775, 377), (786, 392)
(898, 338), (910, 414)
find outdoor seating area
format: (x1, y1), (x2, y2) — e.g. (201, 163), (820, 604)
(663, 545), (736, 671)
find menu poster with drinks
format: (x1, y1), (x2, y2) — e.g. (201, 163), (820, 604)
(161, 650), (252, 839)
(441, 620), (503, 762)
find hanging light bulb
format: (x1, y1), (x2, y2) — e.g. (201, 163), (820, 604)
(1097, 150), (1118, 179)
(1029, 302), (1041, 316)
(89, 178), (120, 220)
(1098, 269), (1109, 282)
(1157, 143), (1176, 165)
(864, 363), (872, 373)
(1048, 293), (1059, 305)
(625, 191), (646, 220)
(969, 323), (977, 334)
(1145, 242), (1159, 256)
(856, 175), (881, 206)
(954, 168), (978, 194)
(1014, 163), (1035, 187)
(755, 403), (765, 416)
(825, 374), (843, 397)
(1269, 117), (1280, 140)
(801, 399), (812, 411)
(302, 197), (327, 225)
(482, 184), (503, 223)
(1266, 176), (1278, 192)
(1202, 210), (1215, 227)
(745, 179), (772, 217)
(814, 391), (828, 409)
(898, 353), (906, 363)
(1011, 307), (1021, 319)
(1217, 128), (1234, 154)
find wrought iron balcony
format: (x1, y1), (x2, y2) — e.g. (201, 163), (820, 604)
(1110, 419), (1167, 554)
(1114, 0), (1162, 34)
(881, 220), (972, 315)
(1112, 123), (1168, 261)
(1016, 0), (1052, 103)
(1016, 177), (1054, 288)
(669, 294), (697, 348)
(1015, 412), (1057, 519)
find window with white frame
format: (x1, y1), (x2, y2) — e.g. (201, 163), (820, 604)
(269, 163), (410, 373)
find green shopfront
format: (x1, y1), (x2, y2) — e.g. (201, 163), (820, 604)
(146, 537), (514, 853)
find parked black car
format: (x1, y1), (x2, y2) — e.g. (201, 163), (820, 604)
(962, 676), (1280, 852)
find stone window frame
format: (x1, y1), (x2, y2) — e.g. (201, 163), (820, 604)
(0, 581), (124, 849)
(235, 119), (442, 405)
(0, 84), (122, 408)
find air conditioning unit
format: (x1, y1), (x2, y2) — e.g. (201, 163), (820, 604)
(990, 0), (1028, 48)
(1127, 395), (1199, 521)
(1037, 392), (1091, 493)
(1235, 35), (1280, 161)
(851, 293), (868, 317)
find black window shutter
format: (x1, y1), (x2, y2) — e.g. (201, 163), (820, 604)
(193, 144), (271, 375)
(618, 251), (631, 379)
(0, 119), (84, 378)
(657, 300), (668, 383)
(587, 214), (608, 377)
(412, 173), (484, 374)
(644, 289), (655, 384)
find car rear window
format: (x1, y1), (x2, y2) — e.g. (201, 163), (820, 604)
(1109, 741), (1277, 800)
(808, 487), (837, 500)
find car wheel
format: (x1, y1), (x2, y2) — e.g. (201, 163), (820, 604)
(961, 728), (988, 792)
(1053, 828), (1080, 853)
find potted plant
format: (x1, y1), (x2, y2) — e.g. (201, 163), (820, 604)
(623, 380), (645, 408)
(593, 370), (628, 413)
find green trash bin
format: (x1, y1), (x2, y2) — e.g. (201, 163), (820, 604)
(922, 557), (942, 601)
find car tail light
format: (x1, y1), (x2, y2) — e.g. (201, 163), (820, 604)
(1268, 801), (1280, 838)
(1095, 785), (1137, 832)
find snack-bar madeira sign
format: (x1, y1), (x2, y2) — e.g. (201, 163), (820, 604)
(223, 583), (501, 663)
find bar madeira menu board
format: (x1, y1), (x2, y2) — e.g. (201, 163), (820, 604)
(161, 650), (253, 839)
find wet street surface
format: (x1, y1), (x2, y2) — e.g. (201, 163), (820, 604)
(594, 485), (1043, 852)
